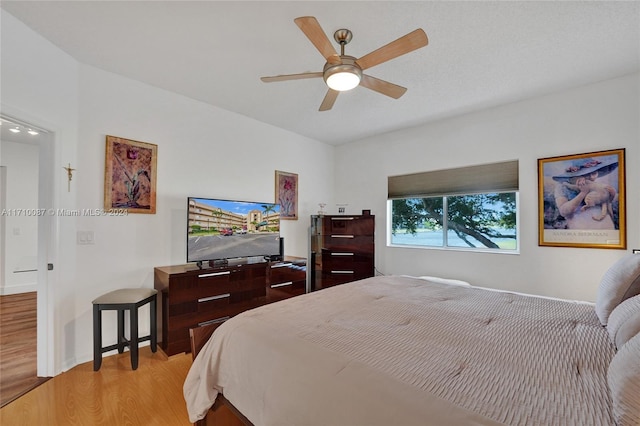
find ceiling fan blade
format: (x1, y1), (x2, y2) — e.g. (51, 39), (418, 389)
(319, 89), (339, 111)
(261, 72), (323, 83)
(360, 74), (407, 99)
(355, 29), (428, 70)
(294, 16), (341, 64)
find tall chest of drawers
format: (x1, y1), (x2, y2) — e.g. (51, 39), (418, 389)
(309, 214), (375, 291)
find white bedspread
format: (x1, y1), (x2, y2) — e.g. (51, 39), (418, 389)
(184, 275), (615, 425)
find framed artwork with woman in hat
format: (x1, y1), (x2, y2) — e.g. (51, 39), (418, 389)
(538, 148), (626, 249)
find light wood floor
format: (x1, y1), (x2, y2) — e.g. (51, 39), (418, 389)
(0, 346), (194, 425)
(0, 292), (50, 407)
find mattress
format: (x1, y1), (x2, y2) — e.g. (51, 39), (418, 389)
(184, 275), (615, 425)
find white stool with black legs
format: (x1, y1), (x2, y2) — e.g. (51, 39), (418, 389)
(92, 288), (158, 371)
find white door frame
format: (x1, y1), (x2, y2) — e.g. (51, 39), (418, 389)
(1, 110), (58, 377)
(36, 127), (55, 377)
(0, 166), (6, 290)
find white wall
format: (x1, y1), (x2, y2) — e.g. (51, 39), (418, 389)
(335, 73), (639, 302)
(70, 65), (333, 369)
(0, 141), (39, 294)
(2, 11), (333, 373)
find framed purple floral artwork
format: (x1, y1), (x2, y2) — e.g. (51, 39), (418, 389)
(104, 135), (157, 214)
(275, 170), (298, 220)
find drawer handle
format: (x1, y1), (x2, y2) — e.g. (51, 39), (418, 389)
(331, 217), (355, 221)
(330, 235), (354, 238)
(198, 316), (230, 327)
(271, 263), (292, 269)
(331, 270), (354, 274)
(271, 281), (293, 288)
(198, 271), (231, 278)
(198, 293), (230, 303)
(331, 252), (354, 256)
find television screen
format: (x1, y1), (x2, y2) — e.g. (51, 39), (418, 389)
(187, 197), (281, 263)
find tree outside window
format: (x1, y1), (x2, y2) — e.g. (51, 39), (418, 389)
(390, 192), (518, 251)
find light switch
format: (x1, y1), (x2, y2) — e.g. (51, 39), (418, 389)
(77, 231), (95, 245)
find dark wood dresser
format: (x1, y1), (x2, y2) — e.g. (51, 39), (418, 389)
(154, 257), (306, 356)
(309, 214), (375, 291)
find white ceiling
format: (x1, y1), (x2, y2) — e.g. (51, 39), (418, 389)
(0, 116), (48, 146)
(2, 1), (639, 145)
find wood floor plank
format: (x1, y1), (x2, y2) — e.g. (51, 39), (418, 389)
(0, 292), (45, 407)
(1, 293), (195, 425)
(0, 347), (194, 425)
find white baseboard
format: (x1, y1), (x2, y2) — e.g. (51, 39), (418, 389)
(0, 282), (37, 295)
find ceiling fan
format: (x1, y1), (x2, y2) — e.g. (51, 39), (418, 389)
(260, 16), (428, 111)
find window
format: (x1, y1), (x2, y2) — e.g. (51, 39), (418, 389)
(388, 161), (519, 252)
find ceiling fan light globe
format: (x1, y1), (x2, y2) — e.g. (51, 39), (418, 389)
(326, 71), (361, 91)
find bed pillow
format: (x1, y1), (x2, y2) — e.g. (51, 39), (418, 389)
(608, 332), (640, 425)
(595, 254), (640, 326)
(607, 295), (640, 350)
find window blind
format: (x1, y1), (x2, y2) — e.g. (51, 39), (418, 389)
(388, 160), (519, 199)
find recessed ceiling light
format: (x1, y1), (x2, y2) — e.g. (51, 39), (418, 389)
(9, 127), (20, 133)
(27, 129), (39, 135)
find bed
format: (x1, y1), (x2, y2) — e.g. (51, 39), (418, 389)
(184, 254), (640, 426)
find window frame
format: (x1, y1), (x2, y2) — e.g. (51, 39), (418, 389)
(387, 190), (520, 254)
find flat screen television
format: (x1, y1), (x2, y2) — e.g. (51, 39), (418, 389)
(187, 197), (281, 265)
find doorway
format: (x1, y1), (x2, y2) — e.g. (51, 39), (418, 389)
(0, 114), (54, 405)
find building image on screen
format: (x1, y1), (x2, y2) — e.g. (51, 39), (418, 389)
(187, 197), (281, 263)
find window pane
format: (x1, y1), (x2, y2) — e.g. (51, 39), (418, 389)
(390, 197), (444, 247)
(389, 193), (517, 251)
(446, 193), (517, 250)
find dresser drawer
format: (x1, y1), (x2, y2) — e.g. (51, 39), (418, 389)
(167, 298), (263, 335)
(197, 271), (238, 300)
(319, 271), (372, 288)
(267, 279), (305, 298)
(166, 295), (230, 321)
(321, 235), (374, 252)
(322, 269), (372, 280)
(269, 263), (305, 283)
(169, 270), (238, 305)
(195, 274), (264, 308)
(267, 262), (307, 301)
(323, 216), (374, 236)
(321, 251), (373, 275)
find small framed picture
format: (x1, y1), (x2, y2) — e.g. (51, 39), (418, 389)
(104, 135), (157, 214)
(275, 170), (298, 220)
